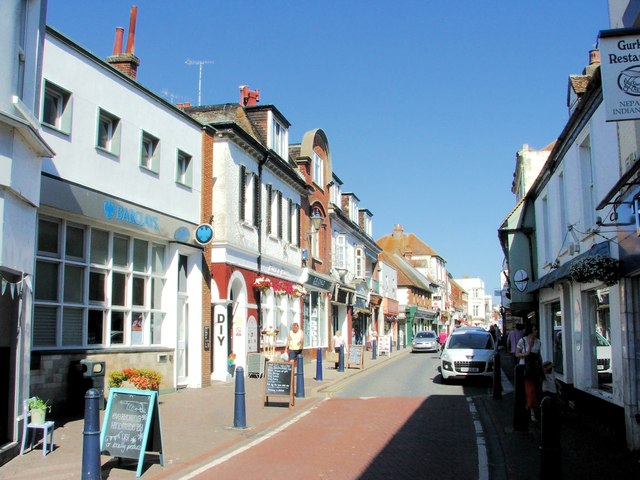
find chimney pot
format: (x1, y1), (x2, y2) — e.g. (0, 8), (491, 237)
(126, 6), (138, 54)
(589, 49), (600, 65)
(112, 27), (124, 55)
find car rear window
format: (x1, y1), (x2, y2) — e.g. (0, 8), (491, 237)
(448, 334), (493, 349)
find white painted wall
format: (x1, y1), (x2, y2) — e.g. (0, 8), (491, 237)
(41, 34), (202, 224)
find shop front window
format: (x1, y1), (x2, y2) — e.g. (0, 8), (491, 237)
(549, 301), (563, 374)
(588, 288), (612, 392)
(304, 291), (326, 348)
(33, 217), (167, 348)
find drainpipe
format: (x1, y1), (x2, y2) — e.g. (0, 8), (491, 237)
(256, 154), (269, 351)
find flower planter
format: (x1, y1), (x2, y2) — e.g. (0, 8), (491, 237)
(30, 408), (47, 425)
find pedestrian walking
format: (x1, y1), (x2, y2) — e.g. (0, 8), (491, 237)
(332, 330), (344, 369)
(516, 324), (542, 422)
(438, 329), (448, 351)
(285, 322), (304, 366)
(506, 323), (524, 371)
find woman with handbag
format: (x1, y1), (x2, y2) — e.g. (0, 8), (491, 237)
(516, 324), (542, 422)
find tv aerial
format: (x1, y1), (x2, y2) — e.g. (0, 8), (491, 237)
(185, 58), (214, 106)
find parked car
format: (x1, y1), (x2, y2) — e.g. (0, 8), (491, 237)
(440, 328), (495, 383)
(412, 331), (439, 353)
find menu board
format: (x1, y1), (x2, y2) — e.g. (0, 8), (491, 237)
(247, 353), (266, 378)
(378, 335), (391, 356)
(348, 344), (364, 369)
(101, 389), (164, 477)
(264, 361), (294, 407)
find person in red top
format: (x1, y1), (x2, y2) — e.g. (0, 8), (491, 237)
(438, 329), (448, 351)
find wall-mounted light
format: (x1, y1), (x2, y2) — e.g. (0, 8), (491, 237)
(310, 208), (323, 231)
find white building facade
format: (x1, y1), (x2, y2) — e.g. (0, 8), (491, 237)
(33, 27), (205, 401)
(0, 0), (53, 465)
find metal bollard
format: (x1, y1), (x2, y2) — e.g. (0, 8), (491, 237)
(493, 351), (503, 400)
(372, 339), (377, 360)
(233, 367), (247, 428)
(314, 347), (323, 381)
(81, 388), (101, 480)
(295, 355), (305, 398)
(540, 396), (562, 478)
(513, 364), (528, 431)
(338, 345), (345, 372)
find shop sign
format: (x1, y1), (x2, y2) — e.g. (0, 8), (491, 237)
(600, 28), (640, 121)
(305, 272), (332, 290)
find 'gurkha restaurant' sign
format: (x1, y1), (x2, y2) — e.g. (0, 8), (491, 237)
(600, 28), (640, 121)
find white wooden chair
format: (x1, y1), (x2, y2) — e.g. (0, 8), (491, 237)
(20, 398), (55, 456)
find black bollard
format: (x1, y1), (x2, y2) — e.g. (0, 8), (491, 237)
(233, 367), (247, 428)
(314, 347), (323, 381)
(81, 388), (101, 480)
(372, 339), (377, 360)
(493, 351), (503, 400)
(540, 396), (562, 478)
(338, 345), (345, 372)
(295, 355), (305, 398)
(513, 364), (528, 431)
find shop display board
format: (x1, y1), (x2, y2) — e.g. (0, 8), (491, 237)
(348, 344), (364, 369)
(100, 388), (164, 477)
(264, 361), (294, 407)
(377, 335), (391, 356)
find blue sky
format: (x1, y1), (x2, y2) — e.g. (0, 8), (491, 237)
(46, 1), (610, 296)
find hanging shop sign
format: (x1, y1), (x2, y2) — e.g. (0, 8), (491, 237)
(599, 28), (640, 121)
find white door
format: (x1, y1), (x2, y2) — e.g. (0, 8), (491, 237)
(177, 296), (188, 386)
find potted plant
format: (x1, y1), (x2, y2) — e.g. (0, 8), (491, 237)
(292, 284), (307, 298)
(27, 397), (51, 425)
(569, 255), (622, 286)
(108, 368), (162, 391)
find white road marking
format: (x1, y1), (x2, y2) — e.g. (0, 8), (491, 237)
(467, 397), (489, 480)
(178, 399), (326, 479)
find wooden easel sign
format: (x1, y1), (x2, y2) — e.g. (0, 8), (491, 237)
(264, 361), (294, 407)
(348, 344), (364, 369)
(100, 388), (164, 477)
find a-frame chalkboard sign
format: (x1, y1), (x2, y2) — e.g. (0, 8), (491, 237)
(100, 388), (164, 477)
(264, 361), (295, 407)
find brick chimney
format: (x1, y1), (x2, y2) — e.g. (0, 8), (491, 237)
(107, 6), (140, 80)
(239, 85), (260, 106)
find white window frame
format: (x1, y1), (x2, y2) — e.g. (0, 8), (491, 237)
(270, 114), (288, 158)
(96, 108), (121, 156)
(335, 234), (346, 269)
(141, 131), (160, 173)
(312, 152), (324, 188)
(32, 217), (167, 349)
(42, 80), (72, 134)
(355, 247), (364, 279)
(176, 149), (193, 188)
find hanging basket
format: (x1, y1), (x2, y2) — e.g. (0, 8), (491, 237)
(569, 255), (622, 286)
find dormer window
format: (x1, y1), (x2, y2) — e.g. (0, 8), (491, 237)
(312, 152), (324, 188)
(330, 183), (341, 208)
(349, 197), (359, 224)
(269, 114), (288, 158)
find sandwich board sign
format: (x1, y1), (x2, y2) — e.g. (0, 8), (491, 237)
(100, 388), (164, 477)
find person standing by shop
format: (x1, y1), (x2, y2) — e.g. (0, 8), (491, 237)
(516, 324), (542, 422)
(332, 330), (344, 369)
(285, 322), (304, 366)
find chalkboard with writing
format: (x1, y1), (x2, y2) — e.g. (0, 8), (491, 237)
(348, 344), (364, 369)
(101, 388), (164, 477)
(264, 361), (294, 407)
